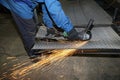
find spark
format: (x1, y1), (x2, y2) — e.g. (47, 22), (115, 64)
(6, 57), (16, 60)
(11, 41), (88, 79)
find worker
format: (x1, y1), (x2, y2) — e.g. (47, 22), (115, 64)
(0, 0), (91, 59)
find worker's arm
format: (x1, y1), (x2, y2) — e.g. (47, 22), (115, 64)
(42, 4), (53, 28)
(37, 0), (73, 32)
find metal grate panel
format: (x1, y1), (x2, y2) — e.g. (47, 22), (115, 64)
(33, 27), (120, 50)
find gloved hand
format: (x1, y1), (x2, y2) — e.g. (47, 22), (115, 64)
(63, 28), (92, 41)
(46, 27), (63, 37)
(46, 28), (56, 36)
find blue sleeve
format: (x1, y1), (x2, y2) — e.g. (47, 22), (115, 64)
(36, 0), (44, 3)
(0, 0), (11, 10)
(42, 4), (53, 28)
(44, 0), (73, 32)
(0, 0), (34, 19)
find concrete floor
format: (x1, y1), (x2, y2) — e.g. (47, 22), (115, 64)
(0, 14), (120, 80)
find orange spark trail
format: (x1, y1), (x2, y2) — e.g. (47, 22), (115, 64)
(11, 41), (88, 79)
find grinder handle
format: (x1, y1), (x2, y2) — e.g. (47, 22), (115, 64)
(84, 19), (94, 33)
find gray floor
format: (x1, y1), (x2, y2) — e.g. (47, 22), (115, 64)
(60, 0), (112, 26)
(0, 14), (120, 80)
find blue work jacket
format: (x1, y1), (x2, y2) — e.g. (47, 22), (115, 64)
(0, 0), (73, 32)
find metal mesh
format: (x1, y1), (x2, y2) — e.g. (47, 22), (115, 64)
(33, 27), (120, 50)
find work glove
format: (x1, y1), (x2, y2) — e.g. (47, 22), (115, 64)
(46, 27), (63, 37)
(46, 28), (56, 36)
(63, 28), (92, 41)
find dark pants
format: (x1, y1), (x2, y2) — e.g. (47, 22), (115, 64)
(11, 12), (37, 56)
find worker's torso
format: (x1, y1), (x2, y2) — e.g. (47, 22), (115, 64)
(0, 0), (44, 19)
